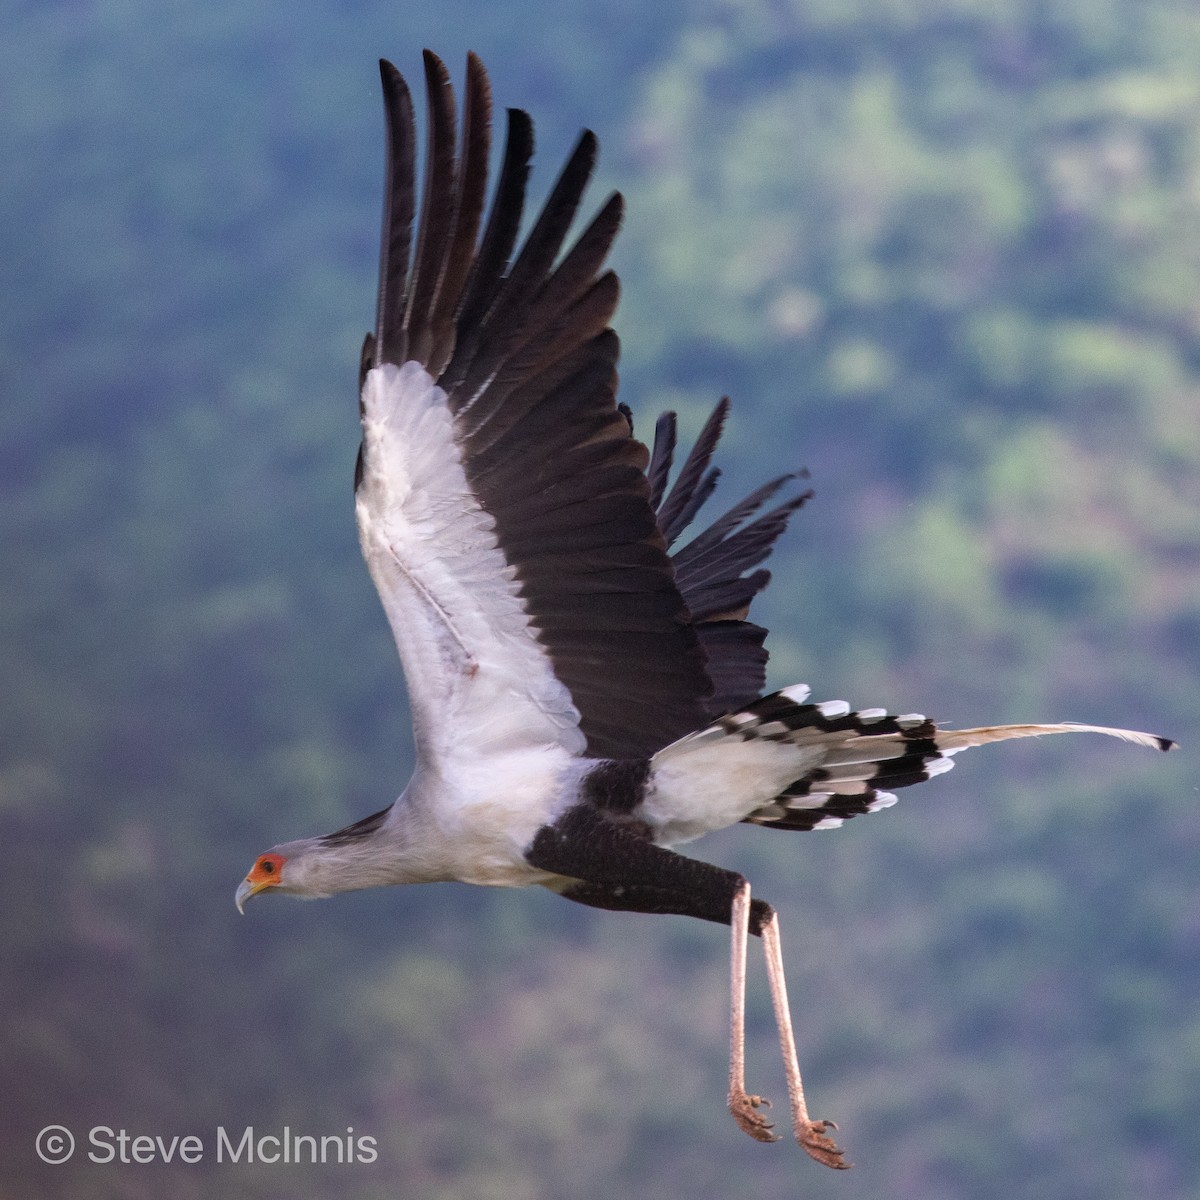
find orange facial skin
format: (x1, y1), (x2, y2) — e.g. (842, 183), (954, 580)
(235, 853), (287, 912)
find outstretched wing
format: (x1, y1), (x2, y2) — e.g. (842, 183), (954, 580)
(357, 52), (715, 765)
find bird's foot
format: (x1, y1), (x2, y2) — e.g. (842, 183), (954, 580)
(728, 1089), (780, 1143)
(796, 1117), (850, 1169)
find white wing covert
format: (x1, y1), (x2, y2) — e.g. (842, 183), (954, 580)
(356, 360), (585, 765)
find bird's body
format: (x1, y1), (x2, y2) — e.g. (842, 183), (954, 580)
(237, 50), (1175, 1168)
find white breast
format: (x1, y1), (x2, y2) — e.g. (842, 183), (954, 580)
(400, 745), (583, 888)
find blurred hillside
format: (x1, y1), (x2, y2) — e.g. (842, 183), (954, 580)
(1, 1), (1196, 1198)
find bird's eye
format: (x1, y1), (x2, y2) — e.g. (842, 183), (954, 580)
(260, 859), (275, 874)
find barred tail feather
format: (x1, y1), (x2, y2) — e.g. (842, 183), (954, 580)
(645, 687), (1175, 842)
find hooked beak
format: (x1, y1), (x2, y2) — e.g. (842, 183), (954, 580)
(235, 877), (269, 915)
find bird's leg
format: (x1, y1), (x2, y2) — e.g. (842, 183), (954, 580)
(758, 903), (849, 1169)
(728, 880), (779, 1143)
(529, 804), (847, 1162)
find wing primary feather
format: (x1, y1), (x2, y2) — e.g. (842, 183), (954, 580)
(647, 412), (677, 511)
(374, 60), (417, 367)
(454, 195), (622, 435)
(453, 130), (601, 406)
(530, 192), (623, 327)
(667, 467), (721, 547)
(675, 493), (813, 598)
(457, 323), (615, 460)
(657, 398), (731, 545)
(404, 50), (458, 369)
(491, 129), (599, 313)
(427, 52), (493, 377)
(672, 475), (806, 568)
(458, 271), (621, 450)
(443, 107), (535, 388)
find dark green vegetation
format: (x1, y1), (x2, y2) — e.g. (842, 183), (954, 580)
(2, 1), (1196, 1196)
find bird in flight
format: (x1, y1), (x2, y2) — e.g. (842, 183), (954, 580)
(236, 50), (1175, 1168)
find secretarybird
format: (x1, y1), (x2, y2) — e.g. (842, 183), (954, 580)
(236, 51), (1175, 1168)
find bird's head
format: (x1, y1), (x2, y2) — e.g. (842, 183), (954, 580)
(235, 839), (336, 913)
(235, 851), (288, 913)
(235, 811), (418, 912)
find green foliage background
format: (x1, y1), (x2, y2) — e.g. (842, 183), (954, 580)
(2, 0), (1196, 1196)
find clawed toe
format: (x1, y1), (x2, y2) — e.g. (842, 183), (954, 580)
(797, 1118), (850, 1169)
(728, 1090), (781, 1143)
